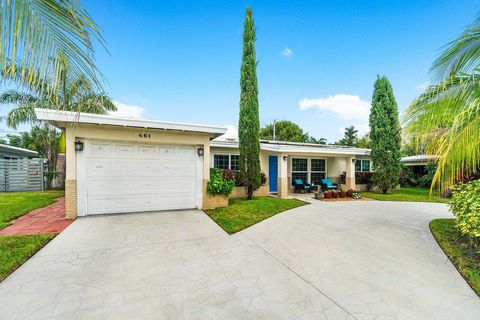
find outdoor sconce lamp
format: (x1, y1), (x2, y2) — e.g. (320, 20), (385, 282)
(352, 158), (356, 163)
(197, 147), (204, 156)
(74, 141), (84, 152)
(283, 156), (288, 161)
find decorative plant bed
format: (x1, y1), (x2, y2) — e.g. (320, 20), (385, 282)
(317, 189), (371, 201)
(322, 197), (374, 202)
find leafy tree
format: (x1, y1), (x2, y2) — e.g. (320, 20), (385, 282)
(370, 76), (402, 194)
(0, 60), (116, 129)
(306, 136), (327, 145)
(401, 136), (425, 157)
(0, 0), (105, 96)
(260, 120), (327, 144)
(238, 7), (261, 200)
(335, 126), (358, 146)
(403, 14), (480, 190)
(356, 132), (370, 148)
(260, 120), (306, 142)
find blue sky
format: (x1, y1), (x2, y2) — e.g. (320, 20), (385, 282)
(1, 0), (478, 142)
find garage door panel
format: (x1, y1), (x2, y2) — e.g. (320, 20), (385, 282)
(87, 162), (196, 179)
(88, 195), (195, 214)
(87, 180), (195, 196)
(85, 141), (198, 215)
(87, 168), (196, 179)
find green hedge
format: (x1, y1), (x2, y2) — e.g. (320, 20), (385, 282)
(207, 168), (235, 196)
(450, 180), (480, 247)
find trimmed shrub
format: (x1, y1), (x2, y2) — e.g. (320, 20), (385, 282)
(400, 166), (418, 187)
(260, 172), (267, 185)
(324, 191), (332, 199)
(449, 180), (480, 247)
(230, 170), (266, 187)
(346, 189), (353, 197)
(332, 191), (339, 198)
(207, 168), (235, 196)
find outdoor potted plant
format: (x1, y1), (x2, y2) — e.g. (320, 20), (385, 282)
(332, 191), (339, 199)
(339, 190), (346, 198)
(314, 191), (324, 200)
(206, 168), (235, 208)
(346, 189), (353, 197)
(352, 190), (362, 199)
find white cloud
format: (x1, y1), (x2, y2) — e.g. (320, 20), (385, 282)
(281, 47), (293, 57)
(415, 81), (430, 90)
(299, 94), (370, 122)
(300, 94), (371, 137)
(110, 101), (146, 118)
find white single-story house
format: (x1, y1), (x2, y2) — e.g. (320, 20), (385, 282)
(0, 144), (39, 159)
(36, 108), (371, 219)
(401, 154), (438, 176)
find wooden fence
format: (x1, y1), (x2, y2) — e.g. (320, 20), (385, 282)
(0, 158), (44, 192)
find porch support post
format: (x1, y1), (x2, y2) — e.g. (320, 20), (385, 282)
(345, 157), (356, 190)
(64, 127), (77, 219)
(278, 154), (289, 198)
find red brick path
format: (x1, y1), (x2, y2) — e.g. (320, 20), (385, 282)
(0, 197), (73, 236)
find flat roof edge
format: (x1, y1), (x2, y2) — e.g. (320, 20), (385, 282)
(35, 108), (228, 137)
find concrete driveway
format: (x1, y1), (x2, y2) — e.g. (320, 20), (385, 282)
(1, 201), (479, 319)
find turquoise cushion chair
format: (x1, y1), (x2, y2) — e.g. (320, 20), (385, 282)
(321, 178), (338, 190)
(293, 179), (311, 193)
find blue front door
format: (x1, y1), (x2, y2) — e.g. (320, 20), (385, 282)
(269, 156), (278, 192)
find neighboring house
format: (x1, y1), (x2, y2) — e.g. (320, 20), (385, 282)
(0, 144), (38, 159)
(35, 108), (371, 219)
(0, 144), (43, 192)
(401, 155), (438, 176)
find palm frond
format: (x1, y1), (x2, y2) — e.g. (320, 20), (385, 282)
(0, 0), (106, 95)
(0, 90), (37, 104)
(6, 104), (38, 129)
(431, 16), (480, 79)
(74, 93), (117, 114)
(404, 71), (480, 190)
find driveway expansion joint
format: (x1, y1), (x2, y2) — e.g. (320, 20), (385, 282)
(240, 231), (359, 320)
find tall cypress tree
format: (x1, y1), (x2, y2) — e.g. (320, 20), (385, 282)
(238, 7), (261, 200)
(369, 76), (401, 194)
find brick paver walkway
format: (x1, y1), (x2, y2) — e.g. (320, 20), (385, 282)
(0, 197), (73, 236)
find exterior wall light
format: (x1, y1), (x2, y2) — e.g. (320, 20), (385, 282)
(352, 158), (356, 163)
(197, 147), (204, 156)
(74, 141), (84, 152)
(283, 156), (288, 161)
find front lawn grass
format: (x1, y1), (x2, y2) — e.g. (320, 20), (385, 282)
(205, 196), (308, 234)
(0, 234), (56, 282)
(0, 190), (64, 229)
(363, 187), (448, 203)
(430, 219), (480, 297)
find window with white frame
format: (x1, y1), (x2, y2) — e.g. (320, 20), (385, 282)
(291, 158), (308, 184)
(230, 155), (240, 170)
(310, 158), (326, 185)
(213, 154), (240, 170)
(355, 159), (371, 172)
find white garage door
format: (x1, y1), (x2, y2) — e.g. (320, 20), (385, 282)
(85, 140), (197, 215)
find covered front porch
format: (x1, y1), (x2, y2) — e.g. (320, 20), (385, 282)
(265, 153), (357, 198)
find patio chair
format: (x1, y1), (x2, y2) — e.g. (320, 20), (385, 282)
(321, 178), (338, 191)
(293, 179), (311, 193)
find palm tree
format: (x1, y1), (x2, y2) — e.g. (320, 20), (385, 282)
(403, 15), (480, 190)
(0, 69), (116, 129)
(0, 0), (105, 95)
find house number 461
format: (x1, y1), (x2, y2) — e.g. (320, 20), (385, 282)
(139, 133), (151, 138)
